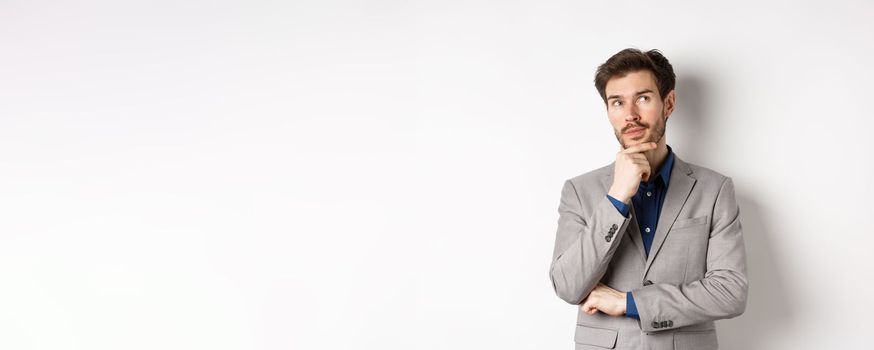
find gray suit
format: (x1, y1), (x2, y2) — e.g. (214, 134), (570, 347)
(549, 154), (747, 350)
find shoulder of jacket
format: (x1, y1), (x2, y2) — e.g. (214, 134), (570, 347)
(565, 162), (613, 188)
(683, 159), (731, 184)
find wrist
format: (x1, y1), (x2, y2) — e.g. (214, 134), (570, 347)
(607, 188), (631, 204)
(621, 293), (628, 315)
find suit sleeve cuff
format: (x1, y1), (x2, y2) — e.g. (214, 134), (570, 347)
(626, 292), (640, 319)
(607, 195), (630, 217)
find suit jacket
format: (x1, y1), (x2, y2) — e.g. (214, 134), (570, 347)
(549, 154), (747, 350)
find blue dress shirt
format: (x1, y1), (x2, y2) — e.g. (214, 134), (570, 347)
(605, 145), (675, 320)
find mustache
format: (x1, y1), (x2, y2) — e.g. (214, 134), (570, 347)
(622, 122), (649, 133)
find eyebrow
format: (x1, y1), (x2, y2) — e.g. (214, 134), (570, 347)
(606, 89), (655, 101)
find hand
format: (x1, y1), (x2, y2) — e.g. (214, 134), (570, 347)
(607, 142), (656, 203)
(580, 283), (627, 317)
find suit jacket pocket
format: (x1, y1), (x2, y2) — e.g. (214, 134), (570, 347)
(574, 324), (617, 349)
(672, 215), (708, 229)
(674, 329), (718, 350)
(667, 215), (711, 282)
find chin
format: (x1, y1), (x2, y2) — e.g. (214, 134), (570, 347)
(625, 135), (648, 144)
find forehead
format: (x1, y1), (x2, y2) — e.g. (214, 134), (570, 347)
(605, 70), (658, 97)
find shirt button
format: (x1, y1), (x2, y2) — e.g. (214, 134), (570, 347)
(646, 191), (652, 197)
(645, 227), (651, 233)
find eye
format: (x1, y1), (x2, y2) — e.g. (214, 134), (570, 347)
(611, 100), (622, 107)
(637, 96), (649, 102)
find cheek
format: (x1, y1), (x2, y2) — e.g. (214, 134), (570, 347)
(638, 107), (664, 122)
(607, 111), (624, 126)
(639, 103), (661, 113)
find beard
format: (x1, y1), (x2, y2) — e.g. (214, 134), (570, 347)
(615, 108), (667, 149)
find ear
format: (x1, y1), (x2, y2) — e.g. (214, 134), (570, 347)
(663, 90), (676, 119)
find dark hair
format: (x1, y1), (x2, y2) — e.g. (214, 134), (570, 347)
(594, 48), (676, 105)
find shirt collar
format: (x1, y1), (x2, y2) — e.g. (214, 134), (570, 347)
(646, 144), (675, 188)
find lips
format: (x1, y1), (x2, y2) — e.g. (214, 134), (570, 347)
(624, 127), (645, 135)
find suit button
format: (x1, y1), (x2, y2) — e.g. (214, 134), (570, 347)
(652, 321), (660, 329)
(643, 280), (653, 286)
(605, 236), (612, 242)
(667, 320), (673, 327)
(611, 224), (618, 229)
(660, 321), (668, 328)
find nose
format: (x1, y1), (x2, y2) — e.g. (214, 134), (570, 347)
(624, 105), (641, 122)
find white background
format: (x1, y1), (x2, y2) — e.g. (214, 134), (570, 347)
(1, 0), (872, 349)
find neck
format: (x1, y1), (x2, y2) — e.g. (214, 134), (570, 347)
(644, 141), (669, 174)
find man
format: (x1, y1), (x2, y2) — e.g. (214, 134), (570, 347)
(548, 48), (747, 350)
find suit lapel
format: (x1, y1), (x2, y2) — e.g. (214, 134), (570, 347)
(643, 156), (696, 277)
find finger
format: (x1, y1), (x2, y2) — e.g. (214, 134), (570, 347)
(627, 153), (647, 161)
(581, 304), (593, 314)
(618, 151), (647, 161)
(642, 164), (652, 174)
(629, 159), (650, 166)
(580, 300), (597, 314)
(631, 164), (651, 175)
(620, 142), (657, 154)
(631, 159), (651, 169)
(621, 141), (656, 154)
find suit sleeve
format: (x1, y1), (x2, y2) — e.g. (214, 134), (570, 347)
(630, 177), (748, 332)
(607, 194), (631, 217)
(549, 179), (634, 305)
